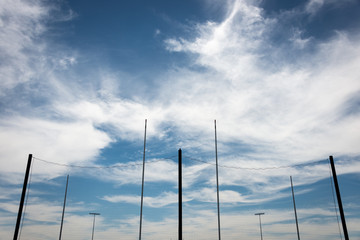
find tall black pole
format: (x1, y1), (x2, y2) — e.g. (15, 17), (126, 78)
(214, 120), (221, 240)
(59, 175), (69, 240)
(290, 176), (300, 240)
(139, 119), (147, 240)
(329, 156), (349, 240)
(13, 154), (32, 240)
(178, 148), (182, 240)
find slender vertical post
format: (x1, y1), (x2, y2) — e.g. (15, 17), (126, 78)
(89, 213), (100, 240)
(178, 148), (182, 240)
(139, 119), (147, 240)
(13, 154), (32, 240)
(329, 156), (349, 240)
(91, 214), (95, 240)
(255, 213), (264, 240)
(214, 120), (221, 240)
(59, 175), (69, 240)
(290, 176), (300, 240)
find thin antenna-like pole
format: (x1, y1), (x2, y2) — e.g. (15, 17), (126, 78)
(13, 154), (32, 240)
(290, 176), (300, 240)
(59, 175), (69, 240)
(214, 120), (221, 240)
(139, 119), (147, 240)
(329, 156), (349, 240)
(178, 148), (182, 240)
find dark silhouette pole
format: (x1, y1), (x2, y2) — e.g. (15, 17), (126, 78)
(214, 120), (221, 240)
(255, 213), (264, 240)
(13, 154), (32, 240)
(89, 212), (100, 240)
(59, 175), (69, 240)
(329, 156), (349, 240)
(290, 176), (300, 240)
(178, 149), (182, 240)
(139, 119), (147, 240)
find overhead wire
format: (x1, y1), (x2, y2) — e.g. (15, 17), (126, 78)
(184, 155), (329, 170)
(33, 155), (329, 171)
(23, 154), (351, 239)
(32, 155), (177, 169)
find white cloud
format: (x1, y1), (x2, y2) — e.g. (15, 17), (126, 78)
(0, 0), (77, 94)
(0, 0), (47, 93)
(305, 0), (357, 15)
(58, 56), (77, 69)
(154, 28), (161, 36)
(160, 0), (360, 164)
(0, 116), (112, 182)
(102, 191), (178, 208)
(305, 0), (325, 15)
(55, 98), (168, 141)
(290, 28), (312, 49)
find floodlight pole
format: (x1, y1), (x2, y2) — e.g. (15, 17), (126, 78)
(89, 212), (100, 240)
(13, 154), (32, 240)
(255, 213), (265, 240)
(329, 156), (349, 240)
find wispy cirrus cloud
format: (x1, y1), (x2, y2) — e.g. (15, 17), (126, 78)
(305, 0), (357, 15)
(161, 0), (360, 164)
(0, 0), (76, 93)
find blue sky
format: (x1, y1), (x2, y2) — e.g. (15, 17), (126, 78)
(1, 0), (360, 239)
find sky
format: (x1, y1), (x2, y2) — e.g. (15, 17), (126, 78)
(1, 0), (360, 239)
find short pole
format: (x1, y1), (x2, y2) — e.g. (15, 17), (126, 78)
(89, 212), (100, 240)
(255, 213), (265, 240)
